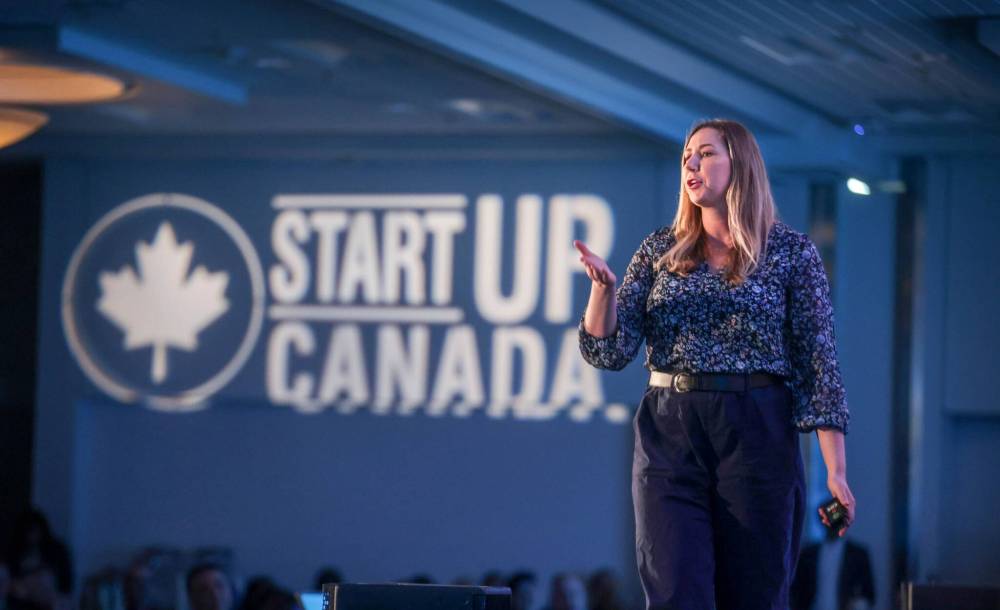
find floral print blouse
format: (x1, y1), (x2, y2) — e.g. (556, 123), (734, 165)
(578, 221), (849, 433)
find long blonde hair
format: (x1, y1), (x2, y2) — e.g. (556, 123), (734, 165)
(656, 119), (777, 285)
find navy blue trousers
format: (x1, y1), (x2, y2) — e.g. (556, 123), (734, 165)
(632, 382), (805, 610)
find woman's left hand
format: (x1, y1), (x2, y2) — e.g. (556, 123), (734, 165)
(821, 473), (856, 536)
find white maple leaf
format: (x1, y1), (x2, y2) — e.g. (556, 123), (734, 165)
(97, 222), (230, 384)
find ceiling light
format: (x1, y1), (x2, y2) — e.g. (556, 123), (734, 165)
(0, 107), (48, 149)
(846, 178), (871, 196)
(448, 99), (484, 116)
(0, 64), (126, 104)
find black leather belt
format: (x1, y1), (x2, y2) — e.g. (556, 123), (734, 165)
(649, 371), (784, 393)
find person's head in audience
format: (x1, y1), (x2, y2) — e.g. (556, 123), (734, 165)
(507, 571), (537, 610)
(9, 564), (59, 610)
(123, 554), (153, 610)
(9, 510), (57, 568)
(8, 509), (72, 596)
(186, 564), (234, 610)
(585, 570), (622, 610)
(311, 568), (342, 592)
(238, 577), (275, 610)
(256, 588), (301, 610)
(548, 573), (586, 610)
(480, 571), (504, 588)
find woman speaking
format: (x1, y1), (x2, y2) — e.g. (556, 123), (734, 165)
(576, 119), (854, 610)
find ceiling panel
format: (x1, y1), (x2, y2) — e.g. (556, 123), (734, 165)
(596, 0), (1000, 133)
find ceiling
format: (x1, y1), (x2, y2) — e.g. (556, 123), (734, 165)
(0, 0), (614, 136)
(0, 0), (998, 155)
(598, 0), (1000, 136)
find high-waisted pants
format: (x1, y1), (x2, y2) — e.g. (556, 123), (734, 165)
(632, 382), (805, 610)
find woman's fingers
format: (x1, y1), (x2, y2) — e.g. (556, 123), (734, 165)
(838, 488), (856, 522)
(830, 483), (856, 536)
(575, 241), (607, 270)
(818, 508), (833, 530)
(575, 241), (617, 287)
(580, 259), (613, 286)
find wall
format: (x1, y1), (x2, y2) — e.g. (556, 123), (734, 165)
(913, 155), (1000, 587)
(835, 185), (896, 610)
(34, 135), (674, 600)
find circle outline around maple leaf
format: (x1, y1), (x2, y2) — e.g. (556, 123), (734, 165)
(62, 192), (265, 411)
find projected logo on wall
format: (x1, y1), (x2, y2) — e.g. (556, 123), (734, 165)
(64, 192), (632, 423)
(62, 194), (265, 411)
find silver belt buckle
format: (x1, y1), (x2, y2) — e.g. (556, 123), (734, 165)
(672, 372), (694, 393)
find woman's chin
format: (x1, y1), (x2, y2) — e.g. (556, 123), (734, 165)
(689, 195), (723, 210)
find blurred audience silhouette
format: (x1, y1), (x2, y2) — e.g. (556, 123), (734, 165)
(586, 569), (625, 610)
(544, 573), (586, 610)
(310, 568), (341, 592)
(1, 508), (640, 610)
(507, 571), (537, 610)
(790, 516), (875, 610)
(5, 509), (73, 610)
(185, 564), (234, 610)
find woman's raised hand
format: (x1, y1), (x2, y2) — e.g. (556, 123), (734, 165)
(574, 240), (617, 288)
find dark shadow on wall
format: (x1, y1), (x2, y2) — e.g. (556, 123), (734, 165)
(0, 160), (42, 551)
